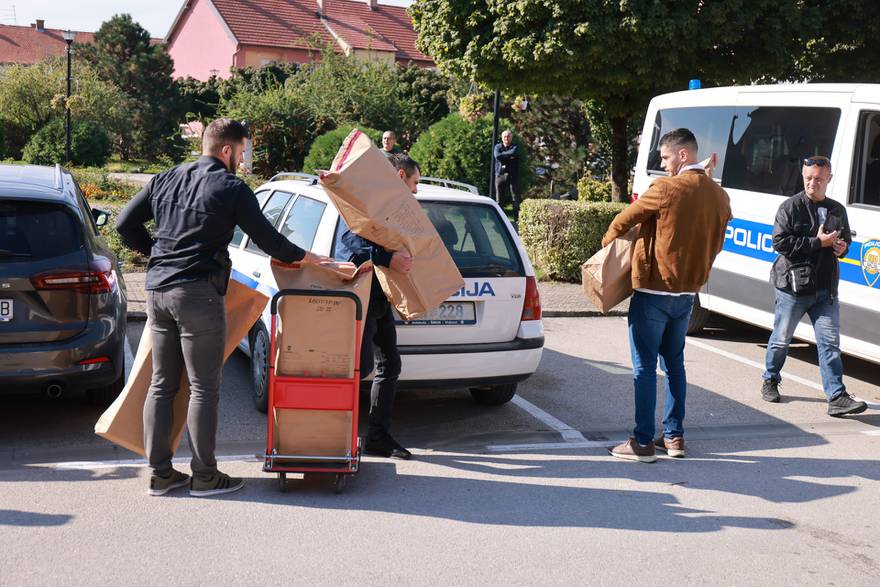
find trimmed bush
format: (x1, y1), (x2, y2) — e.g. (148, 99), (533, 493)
(22, 118), (111, 167)
(302, 125), (382, 174)
(577, 175), (613, 202)
(409, 113), (529, 196)
(519, 198), (627, 282)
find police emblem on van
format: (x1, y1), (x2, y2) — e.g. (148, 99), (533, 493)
(861, 239), (880, 288)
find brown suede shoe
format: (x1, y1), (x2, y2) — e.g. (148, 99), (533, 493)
(654, 436), (685, 458)
(609, 437), (657, 463)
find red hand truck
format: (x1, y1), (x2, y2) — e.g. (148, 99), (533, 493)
(263, 288), (363, 493)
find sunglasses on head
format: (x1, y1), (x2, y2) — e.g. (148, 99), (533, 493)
(803, 157), (830, 167)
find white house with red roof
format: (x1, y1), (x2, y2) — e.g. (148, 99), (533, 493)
(165, 0), (433, 81)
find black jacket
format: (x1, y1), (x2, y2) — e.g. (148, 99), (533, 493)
(116, 156), (306, 291)
(494, 143), (518, 177)
(770, 191), (851, 296)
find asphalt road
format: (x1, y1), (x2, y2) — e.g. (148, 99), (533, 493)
(1, 314), (879, 585)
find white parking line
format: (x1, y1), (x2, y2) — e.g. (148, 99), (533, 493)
(510, 395), (586, 442)
(861, 430), (880, 436)
(51, 454), (260, 471)
(685, 337), (880, 410)
(487, 439), (622, 452)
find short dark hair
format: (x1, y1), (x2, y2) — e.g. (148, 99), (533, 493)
(389, 153), (420, 178)
(659, 128), (698, 153)
(202, 118), (249, 154)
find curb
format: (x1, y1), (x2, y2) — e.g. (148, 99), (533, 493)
(128, 311), (147, 322)
(543, 309), (628, 318)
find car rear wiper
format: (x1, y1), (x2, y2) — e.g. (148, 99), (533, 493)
(0, 249), (31, 257)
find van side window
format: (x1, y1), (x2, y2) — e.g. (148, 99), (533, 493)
(648, 107), (735, 179)
(723, 107), (840, 196)
(852, 111), (880, 208)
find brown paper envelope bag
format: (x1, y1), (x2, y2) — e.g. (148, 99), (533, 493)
(581, 227), (638, 313)
(94, 279), (268, 456)
(319, 129), (464, 320)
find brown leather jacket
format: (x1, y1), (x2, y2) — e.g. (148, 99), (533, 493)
(602, 169), (732, 293)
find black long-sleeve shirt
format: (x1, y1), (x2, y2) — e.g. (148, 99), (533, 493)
(116, 156), (306, 291)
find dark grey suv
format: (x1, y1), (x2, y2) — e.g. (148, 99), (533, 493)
(0, 164), (127, 404)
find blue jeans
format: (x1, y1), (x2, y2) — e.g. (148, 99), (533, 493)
(627, 291), (694, 446)
(763, 288), (845, 401)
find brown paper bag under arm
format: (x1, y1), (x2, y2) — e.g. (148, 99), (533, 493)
(270, 261), (373, 379)
(320, 129), (464, 320)
(581, 227), (638, 313)
(94, 279), (269, 456)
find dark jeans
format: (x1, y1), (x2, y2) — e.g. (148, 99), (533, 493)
(763, 288), (845, 401)
(144, 280), (226, 481)
(495, 173), (520, 219)
(359, 287), (401, 439)
(627, 291), (694, 446)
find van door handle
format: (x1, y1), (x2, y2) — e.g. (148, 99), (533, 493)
(252, 270), (261, 278)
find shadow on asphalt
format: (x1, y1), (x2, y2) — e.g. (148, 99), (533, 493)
(0, 509), (74, 527)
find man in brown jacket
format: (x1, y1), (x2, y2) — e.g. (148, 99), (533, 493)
(602, 128), (731, 463)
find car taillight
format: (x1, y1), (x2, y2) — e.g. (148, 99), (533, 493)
(78, 356), (110, 365)
(31, 257), (116, 294)
(630, 193), (639, 202)
(521, 276), (542, 321)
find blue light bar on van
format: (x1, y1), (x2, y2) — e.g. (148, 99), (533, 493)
(689, 79), (701, 90)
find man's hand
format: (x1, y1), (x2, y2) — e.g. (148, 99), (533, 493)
(832, 238), (847, 257)
(389, 250), (413, 273)
(301, 251), (333, 264)
(817, 224), (840, 248)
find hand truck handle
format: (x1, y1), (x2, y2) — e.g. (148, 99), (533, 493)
(271, 289), (363, 321)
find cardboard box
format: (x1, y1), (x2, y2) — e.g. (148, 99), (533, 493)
(94, 279), (269, 456)
(271, 261), (372, 378)
(319, 129), (464, 320)
(273, 408), (352, 457)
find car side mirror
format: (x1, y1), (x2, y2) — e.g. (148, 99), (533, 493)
(92, 208), (109, 227)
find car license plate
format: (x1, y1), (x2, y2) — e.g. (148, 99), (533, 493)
(0, 299), (12, 322)
(398, 301), (476, 325)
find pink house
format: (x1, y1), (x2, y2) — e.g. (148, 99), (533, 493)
(165, 0), (434, 81)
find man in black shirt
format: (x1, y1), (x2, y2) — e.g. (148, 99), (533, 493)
(117, 118), (328, 497)
(493, 129), (520, 220)
(761, 155), (867, 416)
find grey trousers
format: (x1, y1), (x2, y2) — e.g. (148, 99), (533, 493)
(144, 280), (226, 481)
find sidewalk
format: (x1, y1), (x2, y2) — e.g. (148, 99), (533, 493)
(122, 272), (627, 320)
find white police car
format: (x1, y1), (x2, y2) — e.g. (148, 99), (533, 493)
(228, 174), (544, 412)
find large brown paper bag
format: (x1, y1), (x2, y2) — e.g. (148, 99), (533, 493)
(319, 129), (464, 320)
(94, 279), (268, 456)
(270, 261), (373, 378)
(581, 228), (638, 313)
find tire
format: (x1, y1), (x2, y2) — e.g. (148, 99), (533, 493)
(469, 383), (517, 406)
(250, 321), (270, 413)
(687, 295), (710, 335)
(87, 354), (125, 406)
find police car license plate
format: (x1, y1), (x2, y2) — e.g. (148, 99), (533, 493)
(0, 299), (12, 322)
(399, 302), (476, 325)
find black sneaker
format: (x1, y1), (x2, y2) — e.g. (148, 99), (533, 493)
(761, 379), (781, 403)
(365, 434), (412, 460)
(148, 469), (190, 496)
(189, 472), (245, 497)
(827, 393), (868, 417)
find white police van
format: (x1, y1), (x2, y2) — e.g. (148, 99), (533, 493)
(634, 84), (880, 364)
(228, 174), (544, 412)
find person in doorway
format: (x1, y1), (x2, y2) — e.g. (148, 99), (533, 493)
(333, 153), (420, 459)
(602, 128), (731, 463)
(760, 155), (866, 416)
(116, 118), (328, 497)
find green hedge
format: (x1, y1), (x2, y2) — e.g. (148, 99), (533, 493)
(22, 118), (111, 167)
(302, 124), (382, 174)
(519, 198), (627, 282)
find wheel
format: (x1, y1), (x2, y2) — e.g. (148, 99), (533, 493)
(278, 473), (287, 493)
(469, 383), (517, 406)
(250, 321), (270, 413)
(687, 295), (710, 335)
(87, 351), (125, 406)
(333, 474), (346, 494)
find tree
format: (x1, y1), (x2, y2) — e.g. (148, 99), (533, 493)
(22, 118), (112, 167)
(411, 0), (802, 201)
(394, 63), (454, 144)
(302, 124), (382, 174)
(79, 14), (184, 161)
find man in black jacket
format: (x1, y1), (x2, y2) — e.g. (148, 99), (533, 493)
(761, 156), (867, 416)
(117, 118), (328, 497)
(333, 154), (417, 459)
(494, 130), (520, 220)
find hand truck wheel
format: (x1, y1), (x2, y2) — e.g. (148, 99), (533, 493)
(333, 474), (346, 494)
(278, 472), (287, 493)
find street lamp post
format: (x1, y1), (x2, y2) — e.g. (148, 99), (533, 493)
(62, 30), (75, 164)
